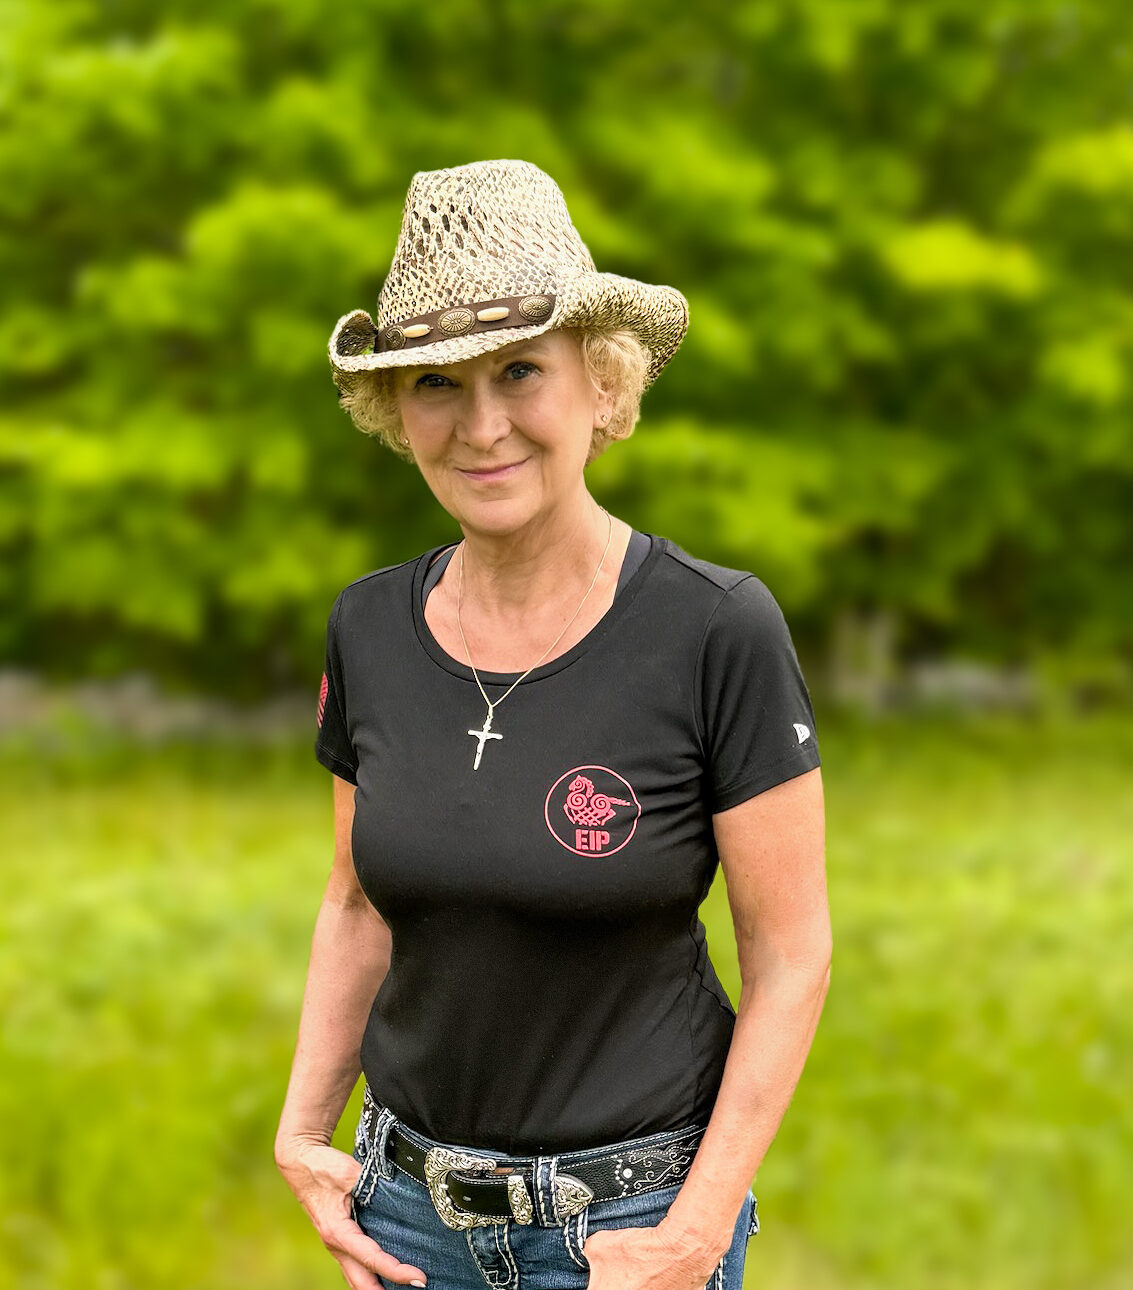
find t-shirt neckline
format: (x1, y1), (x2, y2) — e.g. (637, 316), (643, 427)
(411, 531), (661, 687)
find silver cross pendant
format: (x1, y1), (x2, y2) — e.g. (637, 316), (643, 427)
(467, 706), (503, 770)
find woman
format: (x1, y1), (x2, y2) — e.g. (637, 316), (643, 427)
(275, 159), (830, 1290)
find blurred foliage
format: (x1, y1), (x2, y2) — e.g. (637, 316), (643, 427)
(2, 0), (1133, 697)
(2, 715), (1131, 1290)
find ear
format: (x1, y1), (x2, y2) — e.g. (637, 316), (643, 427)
(593, 388), (614, 429)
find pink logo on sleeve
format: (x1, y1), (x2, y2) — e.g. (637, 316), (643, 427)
(317, 672), (328, 728)
(544, 766), (640, 857)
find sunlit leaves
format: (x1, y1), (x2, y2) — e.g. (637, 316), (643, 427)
(881, 220), (1044, 297)
(2, 0), (1133, 690)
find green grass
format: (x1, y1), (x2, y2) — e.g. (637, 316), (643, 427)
(2, 715), (1131, 1290)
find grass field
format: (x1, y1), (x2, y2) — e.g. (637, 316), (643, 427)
(2, 714), (1130, 1290)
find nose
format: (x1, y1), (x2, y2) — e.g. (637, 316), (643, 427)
(453, 383), (510, 451)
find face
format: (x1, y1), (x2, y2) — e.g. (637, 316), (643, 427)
(392, 331), (612, 538)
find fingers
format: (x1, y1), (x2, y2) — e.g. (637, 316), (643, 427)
(284, 1144), (428, 1289)
(338, 1252), (382, 1290)
(337, 1252), (428, 1290)
(325, 1219), (427, 1287)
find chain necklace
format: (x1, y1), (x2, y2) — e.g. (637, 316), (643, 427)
(457, 509), (614, 770)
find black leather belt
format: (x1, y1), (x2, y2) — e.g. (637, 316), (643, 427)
(368, 1116), (706, 1231)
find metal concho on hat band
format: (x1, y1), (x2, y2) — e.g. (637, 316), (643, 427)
(379, 293), (556, 353)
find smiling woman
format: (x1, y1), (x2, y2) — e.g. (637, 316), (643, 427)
(275, 160), (830, 1290)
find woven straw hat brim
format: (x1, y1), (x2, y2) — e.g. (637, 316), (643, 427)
(329, 271), (689, 391)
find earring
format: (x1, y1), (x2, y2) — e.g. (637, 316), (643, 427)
(400, 437), (410, 446)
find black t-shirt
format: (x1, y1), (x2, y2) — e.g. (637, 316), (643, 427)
(315, 533), (821, 1154)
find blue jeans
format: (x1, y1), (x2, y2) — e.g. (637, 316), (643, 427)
(349, 1093), (758, 1290)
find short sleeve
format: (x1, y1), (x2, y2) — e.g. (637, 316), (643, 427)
(314, 591), (359, 784)
(696, 576), (821, 812)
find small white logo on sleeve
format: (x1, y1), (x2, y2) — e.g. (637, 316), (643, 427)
(793, 722), (812, 744)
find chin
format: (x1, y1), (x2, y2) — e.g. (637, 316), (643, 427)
(454, 496), (545, 537)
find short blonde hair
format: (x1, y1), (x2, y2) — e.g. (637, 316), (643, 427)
(334, 328), (651, 465)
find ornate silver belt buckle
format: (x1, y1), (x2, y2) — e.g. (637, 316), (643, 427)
(554, 1172), (594, 1218)
(507, 1174), (535, 1224)
(423, 1147), (501, 1230)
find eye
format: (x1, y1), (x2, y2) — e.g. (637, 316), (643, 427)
(414, 372), (454, 389)
(503, 360), (539, 380)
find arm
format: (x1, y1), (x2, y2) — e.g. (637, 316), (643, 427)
(583, 767), (830, 1288)
(274, 773), (428, 1290)
(661, 765), (830, 1263)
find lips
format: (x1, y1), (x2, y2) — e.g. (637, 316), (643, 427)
(456, 458), (528, 480)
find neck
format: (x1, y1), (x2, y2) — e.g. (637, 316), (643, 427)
(457, 494), (612, 616)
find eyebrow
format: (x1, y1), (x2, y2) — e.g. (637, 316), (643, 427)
(493, 338), (557, 363)
(405, 339), (553, 379)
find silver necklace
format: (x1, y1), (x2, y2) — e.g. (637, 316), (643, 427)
(457, 509), (614, 770)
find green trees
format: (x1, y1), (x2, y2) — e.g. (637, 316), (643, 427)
(3, 0), (1131, 696)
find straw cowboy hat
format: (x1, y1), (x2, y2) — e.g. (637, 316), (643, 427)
(328, 159), (689, 396)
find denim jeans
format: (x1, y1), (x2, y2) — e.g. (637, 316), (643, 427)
(349, 1091), (758, 1290)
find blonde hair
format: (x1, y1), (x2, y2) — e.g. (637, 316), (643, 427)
(334, 328), (651, 465)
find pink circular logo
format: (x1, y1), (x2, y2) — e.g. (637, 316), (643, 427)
(544, 765), (641, 857)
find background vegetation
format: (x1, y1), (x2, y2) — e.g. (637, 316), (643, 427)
(3, 0), (1133, 696)
(2, 1), (1130, 1288)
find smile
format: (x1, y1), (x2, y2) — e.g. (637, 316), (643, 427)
(456, 459), (529, 482)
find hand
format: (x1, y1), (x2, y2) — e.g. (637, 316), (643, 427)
(582, 1222), (719, 1290)
(275, 1136), (428, 1289)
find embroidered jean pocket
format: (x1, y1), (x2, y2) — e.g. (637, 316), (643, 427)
(562, 1206), (589, 1270)
(351, 1103), (397, 1204)
(350, 1134), (378, 1201)
(351, 1113), (395, 1204)
(574, 1181), (683, 1272)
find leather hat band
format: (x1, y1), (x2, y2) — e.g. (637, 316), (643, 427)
(377, 293), (556, 353)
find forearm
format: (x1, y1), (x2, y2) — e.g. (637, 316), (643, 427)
(661, 954), (831, 1265)
(275, 890), (391, 1155)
